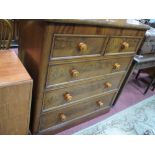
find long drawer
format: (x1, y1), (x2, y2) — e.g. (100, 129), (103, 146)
(40, 91), (117, 131)
(46, 56), (132, 87)
(43, 72), (124, 111)
(50, 34), (107, 58)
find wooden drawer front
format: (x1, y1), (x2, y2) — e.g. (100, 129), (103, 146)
(46, 56), (132, 87)
(43, 73), (124, 111)
(40, 91), (116, 130)
(105, 36), (142, 55)
(51, 34), (107, 58)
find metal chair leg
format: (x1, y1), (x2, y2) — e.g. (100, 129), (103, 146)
(144, 78), (155, 94)
(151, 83), (155, 91)
(152, 87), (155, 91)
(135, 70), (142, 80)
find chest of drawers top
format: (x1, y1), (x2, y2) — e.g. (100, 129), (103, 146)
(45, 19), (150, 30)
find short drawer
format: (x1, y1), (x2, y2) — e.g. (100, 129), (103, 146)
(105, 36), (142, 55)
(43, 73), (124, 111)
(50, 34), (107, 58)
(40, 91), (116, 131)
(46, 56), (132, 87)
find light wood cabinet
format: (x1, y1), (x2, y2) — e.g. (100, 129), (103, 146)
(0, 51), (32, 134)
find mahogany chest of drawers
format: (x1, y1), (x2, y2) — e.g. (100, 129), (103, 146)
(19, 19), (149, 134)
(0, 51), (32, 134)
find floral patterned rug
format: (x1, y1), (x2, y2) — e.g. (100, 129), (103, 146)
(74, 95), (155, 135)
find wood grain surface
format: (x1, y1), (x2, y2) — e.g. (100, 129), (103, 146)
(46, 56), (132, 87)
(0, 51), (32, 134)
(0, 51), (31, 87)
(40, 91), (117, 130)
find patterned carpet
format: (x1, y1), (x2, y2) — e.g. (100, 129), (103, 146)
(74, 95), (155, 135)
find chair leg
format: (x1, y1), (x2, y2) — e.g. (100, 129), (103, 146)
(135, 70), (141, 80)
(144, 78), (155, 94)
(151, 83), (155, 91)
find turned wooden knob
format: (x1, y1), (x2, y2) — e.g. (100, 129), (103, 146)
(64, 92), (72, 101)
(96, 100), (104, 107)
(59, 113), (66, 121)
(78, 42), (87, 52)
(104, 82), (112, 88)
(70, 69), (79, 77)
(121, 42), (129, 49)
(113, 63), (121, 70)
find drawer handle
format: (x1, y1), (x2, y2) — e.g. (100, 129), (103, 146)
(113, 63), (121, 70)
(104, 82), (112, 88)
(78, 42), (87, 52)
(64, 92), (72, 101)
(59, 113), (67, 121)
(121, 42), (129, 49)
(70, 69), (79, 77)
(96, 100), (104, 107)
